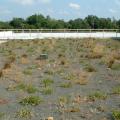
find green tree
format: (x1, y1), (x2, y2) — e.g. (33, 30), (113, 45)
(10, 18), (25, 29)
(0, 21), (12, 29)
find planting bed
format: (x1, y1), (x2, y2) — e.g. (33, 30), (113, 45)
(0, 38), (120, 120)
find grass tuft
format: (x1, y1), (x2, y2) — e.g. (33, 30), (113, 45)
(19, 96), (43, 106)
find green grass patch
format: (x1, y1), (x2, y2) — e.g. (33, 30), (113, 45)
(112, 110), (120, 120)
(41, 87), (53, 95)
(112, 86), (120, 94)
(0, 112), (5, 118)
(16, 108), (33, 119)
(19, 96), (43, 106)
(89, 91), (107, 101)
(42, 78), (54, 87)
(23, 69), (32, 75)
(60, 82), (72, 88)
(15, 83), (38, 94)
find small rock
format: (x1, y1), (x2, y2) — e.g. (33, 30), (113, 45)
(37, 54), (48, 60)
(47, 117), (54, 120)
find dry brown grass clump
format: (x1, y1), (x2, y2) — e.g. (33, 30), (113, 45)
(101, 49), (120, 68)
(21, 54), (29, 64)
(86, 44), (105, 59)
(3, 63), (11, 70)
(8, 55), (16, 63)
(0, 70), (3, 78)
(2, 64), (24, 83)
(64, 107), (80, 113)
(75, 71), (90, 85)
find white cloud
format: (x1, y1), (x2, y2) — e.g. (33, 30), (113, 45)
(12, 0), (51, 5)
(109, 9), (117, 13)
(69, 3), (80, 10)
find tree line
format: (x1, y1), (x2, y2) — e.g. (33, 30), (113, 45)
(0, 14), (120, 29)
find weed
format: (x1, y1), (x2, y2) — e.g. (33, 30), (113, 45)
(60, 82), (72, 88)
(42, 78), (54, 87)
(26, 84), (38, 94)
(111, 62), (120, 70)
(112, 110), (120, 120)
(0, 70), (3, 78)
(8, 55), (16, 63)
(17, 108), (33, 119)
(84, 64), (96, 72)
(14, 83), (38, 94)
(23, 69), (32, 75)
(0, 112), (4, 118)
(75, 79), (88, 85)
(41, 87), (53, 95)
(58, 96), (70, 104)
(65, 107), (80, 113)
(64, 73), (77, 81)
(20, 96), (43, 106)
(21, 54), (28, 58)
(3, 63), (11, 70)
(89, 91), (107, 101)
(112, 86), (120, 94)
(44, 69), (54, 75)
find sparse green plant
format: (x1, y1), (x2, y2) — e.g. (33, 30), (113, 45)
(16, 108), (33, 119)
(16, 83), (26, 90)
(58, 96), (70, 104)
(23, 69), (32, 75)
(0, 70), (3, 78)
(28, 64), (38, 69)
(111, 62), (120, 70)
(15, 83), (38, 94)
(27, 47), (35, 53)
(64, 73), (77, 81)
(0, 112), (4, 118)
(75, 79), (88, 85)
(65, 107), (80, 113)
(26, 84), (38, 94)
(112, 110), (120, 120)
(8, 55), (16, 63)
(44, 69), (54, 75)
(60, 82), (72, 88)
(84, 64), (96, 72)
(19, 96), (43, 106)
(112, 86), (120, 94)
(89, 91), (107, 101)
(41, 87), (53, 95)
(42, 78), (54, 87)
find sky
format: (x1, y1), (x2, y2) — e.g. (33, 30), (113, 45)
(0, 0), (120, 21)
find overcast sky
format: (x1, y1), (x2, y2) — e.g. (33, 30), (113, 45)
(0, 0), (120, 21)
